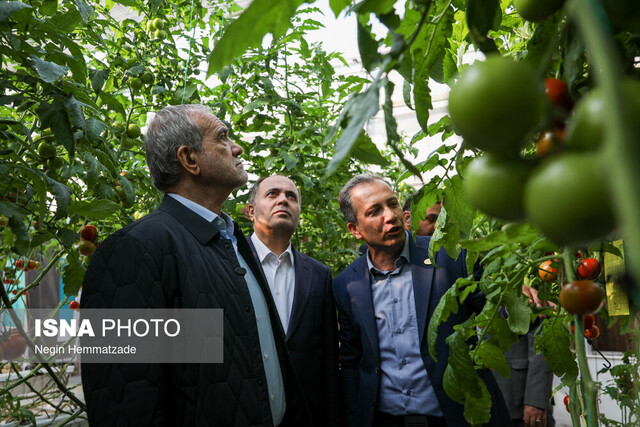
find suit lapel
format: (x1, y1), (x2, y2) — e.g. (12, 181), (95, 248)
(286, 248), (311, 341)
(409, 236), (436, 343)
(348, 256), (380, 360)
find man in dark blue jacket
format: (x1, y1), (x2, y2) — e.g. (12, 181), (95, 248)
(333, 174), (511, 427)
(81, 105), (309, 426)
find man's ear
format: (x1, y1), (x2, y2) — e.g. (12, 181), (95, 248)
(403, 211), (411, 230)
(247, 204), (255, 222)
(176, 146), (200, 177)
(347, 222), (362, 240)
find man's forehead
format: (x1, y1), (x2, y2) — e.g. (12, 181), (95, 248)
(261, 176), (298, 192)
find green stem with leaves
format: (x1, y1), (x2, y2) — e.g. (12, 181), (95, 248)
(566, 0), (640, 288)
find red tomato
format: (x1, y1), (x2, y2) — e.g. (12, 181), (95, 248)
(69, 300), (80, 310)
(545, 78), (573, 111)
(1, 332), (27, 360)
(584, 325), (600, 339)
(583, 314), (596, 330)
(577, 258), (602, 280)
(564, 395), (570, 406)
(14, 259), (24, 270)
(559, 280), (604, 315)
(80, 224), (98, 241)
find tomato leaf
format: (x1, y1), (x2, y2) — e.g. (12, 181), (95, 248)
(534, 318), (578, 385)
(31, 55), (70, 83)
(207, 0), (309, 76)
(503, 291), (532, 334)
(63, 252), (86, 296)
(357, 17), (381, 73)
(473, 339), (510, 378)
(351, 133), (389, 167)
(69, 199), (121, 220)
(427, 283), (460, 361)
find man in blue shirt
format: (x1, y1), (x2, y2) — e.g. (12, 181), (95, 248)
(333, 174), (511, 427)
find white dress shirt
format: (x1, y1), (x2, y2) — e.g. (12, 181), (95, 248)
(251, 233), (296, 334)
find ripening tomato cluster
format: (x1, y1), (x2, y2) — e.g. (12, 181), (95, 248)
(570, 314), (600, 340)
(78, 224), (98, 257)
(13, 258), (41, 271)
(564, 395), (571, 413)
(452, 55), (623, 248)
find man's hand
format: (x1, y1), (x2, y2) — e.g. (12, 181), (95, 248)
(522, 285), (557, 308)
(523, 404), (546, 427)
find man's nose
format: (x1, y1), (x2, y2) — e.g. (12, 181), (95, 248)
(231, 141), (243, 156)
(383, 206), (398, 222)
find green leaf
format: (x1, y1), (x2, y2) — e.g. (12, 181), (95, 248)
(47, 9), (82, 32)
(325, 78), (382, 176)
(207, 0), (309, 76)
(62, 253), (86, 296)
(65, 95), (86, 131)
(534, 319), (578, 385)
(46, 176), (72, 218)
(357, 18), (381, 72)
(443, 175), (473, 238)
(474, 339), (510, 378)
(503, 291), (532, 334)
(89, 68), (108, 94)
(0, 201), (28, 243)
(351, 132), (389, 166)
(427, 284), (460, 361)
(328, 0), (349, 16)
(31, 55), (70, 83)
(85, 117), (107, 142)
(57, 227), (78, 249)
(68, 199), (121, 220)
(98, 91), (126, 118)
(281, 151), (298, 170)
(72, 0), (93, 23)
(0, 1), (31, 23)
(413, 63), (431, 133)
(36, 100), (75, 157)
(466, 0), (501, 35)
(402, 79), (413, 110)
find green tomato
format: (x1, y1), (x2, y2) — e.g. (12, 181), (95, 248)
(141, 71), (154, 84)
(129, 77), (143, 90)
(154, 29), (168, 40)
(524, 152), (616, 246)
(122, 137), (135, 149)
(152, 18), (165, 30)
(565, 79), (640, 151)
(113, 122), (125, 135)
(37, 141), (56, 159)
(514, 0), (565, 22)
(47, 156), (64, 169)
(127, 124), (141, 139)
(448, 55), (545, 156)
(463, 154), (532, 220)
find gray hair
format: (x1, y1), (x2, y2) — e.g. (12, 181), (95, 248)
(248, 175), (302, 205)
(145, 104), (212, 192)
(339, 173), (392, 224)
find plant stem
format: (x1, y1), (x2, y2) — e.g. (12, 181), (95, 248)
(566, 0), (640, 288)
(562, 247), (598, 426)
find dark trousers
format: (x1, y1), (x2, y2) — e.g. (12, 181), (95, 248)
(373, 411), (447, 427)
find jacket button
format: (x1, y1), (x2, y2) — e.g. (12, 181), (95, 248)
(245, 305), (251, 313)
(234, 267), (247, 275)
(375, 368), (380, 375)
(257, 379), (264, 386)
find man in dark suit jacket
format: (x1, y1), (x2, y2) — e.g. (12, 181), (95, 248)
(494, 325), (555, 427)
(333, 174), (512, 427)
(246, 175), (341, 426)
(81, 105), (309, 426)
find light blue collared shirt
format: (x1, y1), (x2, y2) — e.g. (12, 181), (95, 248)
(366, 231), (442, 416)
(167, 193), (286, 425)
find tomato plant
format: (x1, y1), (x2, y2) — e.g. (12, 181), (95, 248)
(559, 280), (604, 315)
(448, 55), (545, 156)
(538, 260), (558, 282)
(577, 258), (603, 280)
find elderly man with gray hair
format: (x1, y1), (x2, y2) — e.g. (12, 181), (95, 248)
(80, 105), (310, 426)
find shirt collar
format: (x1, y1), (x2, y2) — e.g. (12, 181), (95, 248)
(167, 193), (235, 237)
(366, 230), (411, 275)
(251, 233), (294, 266)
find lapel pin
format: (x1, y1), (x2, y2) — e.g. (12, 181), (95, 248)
(424, 258), (432, 265)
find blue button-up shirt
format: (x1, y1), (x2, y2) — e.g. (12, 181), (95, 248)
(168, 193), (286, 425)
(366, 232), (442, 416)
